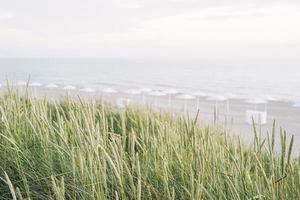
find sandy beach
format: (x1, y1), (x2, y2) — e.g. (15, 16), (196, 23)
(5, 86), (299, 154)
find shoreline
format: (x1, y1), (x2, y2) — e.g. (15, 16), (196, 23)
(1, 85), (299, 153)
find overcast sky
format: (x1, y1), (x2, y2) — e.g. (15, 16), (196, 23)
(1, 0), (300, 59)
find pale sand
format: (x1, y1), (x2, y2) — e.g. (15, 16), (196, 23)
(3, 87), (300, 154)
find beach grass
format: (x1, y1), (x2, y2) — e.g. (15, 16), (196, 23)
(0, 89), (299, 200)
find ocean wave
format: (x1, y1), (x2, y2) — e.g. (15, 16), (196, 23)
(63, 85), (76, 90)
(29, 82), (43, 87)
(45, 83), (59, 88)
(101, 88), (118, 94)
(293, 103), (300, 108)
(80, 87), (95, 93)
(17, 81), (27, 86)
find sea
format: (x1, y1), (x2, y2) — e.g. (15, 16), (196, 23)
(1, 58), (300, 153)
(0, 58), (299, 104)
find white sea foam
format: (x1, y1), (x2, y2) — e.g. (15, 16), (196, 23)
(45, 83), (59, 88)
(293, 103), (300, 107)
(63, 85), (76, 90)
(192, 91), (208, 97)
(163, 89), (179, 95)
(245, 98), (268, 104)
(139, 88), (152, 93)
(224, 93), (240, 99)
(17, 81), (27, 86)
(29, 82), (43, 87)
(149, 91), (166, 96)
(176, 94), (196, 100)
(125, 89), (141, 95)
(207, 95), (227, 101)
(102, 88), (118, 94)
(263, 95), (278, 101)
(80, 87), (95, 93)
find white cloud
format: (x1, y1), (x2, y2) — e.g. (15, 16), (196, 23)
(131, 2), (300, 43)
(115, 0), (142, 9)
(0, 1), (300, 58)
(0, 11), (16, 20)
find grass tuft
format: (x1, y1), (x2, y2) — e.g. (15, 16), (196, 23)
(0, 90), (299, 199)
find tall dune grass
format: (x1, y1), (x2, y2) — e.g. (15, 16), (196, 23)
(0, 90), (299, 199)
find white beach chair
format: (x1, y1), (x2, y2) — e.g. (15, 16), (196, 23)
(245, 110), (267, 125)
(116, 98), (131, 109)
